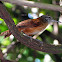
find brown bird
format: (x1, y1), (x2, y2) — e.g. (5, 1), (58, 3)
(0, 15), (61, 38)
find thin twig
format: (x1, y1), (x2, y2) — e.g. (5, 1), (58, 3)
(44, 30), (62, 44)
(0, 49), (16, 62)
(0, 49), (3, 60)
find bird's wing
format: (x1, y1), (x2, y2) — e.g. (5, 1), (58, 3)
(16, 19), (41, 29)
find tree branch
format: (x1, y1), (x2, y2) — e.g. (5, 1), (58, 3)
(0, 0), (62, 12)
(0, 1), (62, 54)
(44, 30), (62, 44)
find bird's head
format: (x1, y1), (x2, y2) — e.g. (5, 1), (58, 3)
(40, 15), (61, 24)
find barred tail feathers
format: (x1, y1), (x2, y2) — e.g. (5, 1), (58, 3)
(0, 30), (11, 38)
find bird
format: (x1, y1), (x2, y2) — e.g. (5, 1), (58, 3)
(0, 15), (61, 38)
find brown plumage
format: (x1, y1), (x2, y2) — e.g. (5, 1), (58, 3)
(0, 15), (56, 38)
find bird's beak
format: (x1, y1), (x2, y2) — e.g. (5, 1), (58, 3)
(51, 20), (62, 23)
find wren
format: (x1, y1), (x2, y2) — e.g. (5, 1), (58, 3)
(0, 15), (61, 38)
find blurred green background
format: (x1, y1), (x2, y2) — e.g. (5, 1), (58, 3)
(0, 0), (62, 62)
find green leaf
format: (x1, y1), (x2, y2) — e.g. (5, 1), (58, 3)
(0, 25), (8, 32)
(46, 25), (53, 32)
(0, 36), (4, 43)
(37, 36), (42, 41)
(4, 2), (14, 8)
(13, 18), (18, 25)
(1, 39), (11, 46)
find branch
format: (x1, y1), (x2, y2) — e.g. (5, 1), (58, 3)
(0, 59), (16, 62)
(0, 0), (62, 12)
(44, 30), (62, 44)
(0, 49), (3, 60)
(0, 1), (62, 54)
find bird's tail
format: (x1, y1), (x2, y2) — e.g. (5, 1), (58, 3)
(0, 30), (11, 38)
